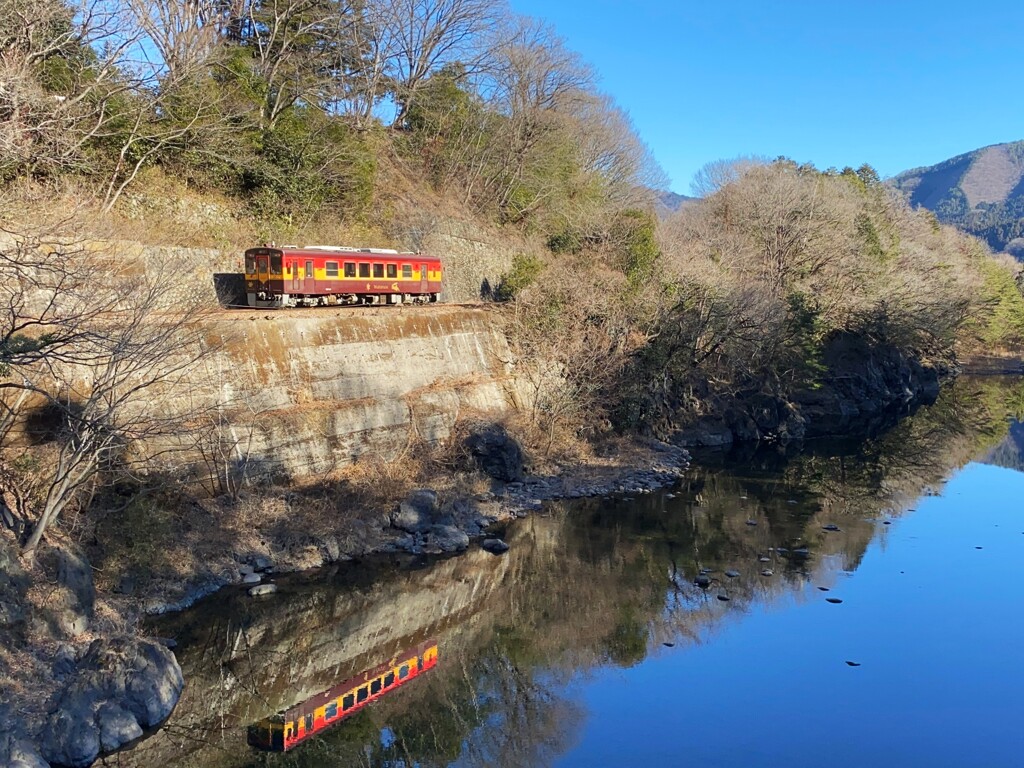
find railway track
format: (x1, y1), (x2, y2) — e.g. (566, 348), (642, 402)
(206, 301), (494, 320)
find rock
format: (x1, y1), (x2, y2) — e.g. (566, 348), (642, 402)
(760, 569), (773, 577)
(694, 574), (711, 588)
(238, 564), (255, 576)
(672, 417), (734, 448)
(320, 536), (341, 561)
(845, 661), (862, 667)
(823, 524), (841, 532)
(40, 638), (183, 768)
(724, 570), (740, 578)
(249, 555), (273, 572)
(429, 525), (469, 553)
(392, 489), (439, 533)
(663, 642), (675, 647)
(464, 423), (525, 482)
(0, 733), (49, 768)
(882, 520), (892, 525)
(745, 519), (758, 526)
(53, 643), (78, 678)
(242, 573), (261, 585)
(96, 702), (143, 753)
(826, 597), (843, 604)
(759, 556), (770, 562)
(717, 594), (731, 602)
(818, 586), (830, 592)
(481, 538), (510, 555)
(248, 584), (278, 597)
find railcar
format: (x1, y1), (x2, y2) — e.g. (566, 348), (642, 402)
(247, 639), (439, 752)
(243, 245), (442, 308)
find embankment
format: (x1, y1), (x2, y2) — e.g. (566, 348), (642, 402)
(180, 305), (526, 484)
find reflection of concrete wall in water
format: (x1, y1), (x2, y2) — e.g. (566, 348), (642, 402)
(123, 549), (514, 767)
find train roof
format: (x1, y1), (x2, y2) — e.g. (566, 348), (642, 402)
(246, 245), (436, 259)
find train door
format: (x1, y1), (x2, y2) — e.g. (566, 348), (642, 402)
(291, 259), (300, 292)
(419, 263), (428, 293)
(304, 260), (315, 293)
(257, 254), (270, 286)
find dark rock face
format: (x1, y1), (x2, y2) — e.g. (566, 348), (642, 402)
(40, 638), (184, 768)
(793, 334), (941, 439)
(672, 334), (941, 447)
(464, 424), (525, 482)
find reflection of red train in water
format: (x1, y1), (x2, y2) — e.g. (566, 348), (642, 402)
(247, 639), (439, 752)
(244, 246), (443, 308)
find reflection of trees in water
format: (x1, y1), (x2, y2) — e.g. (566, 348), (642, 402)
(133, 378), (1024, 768)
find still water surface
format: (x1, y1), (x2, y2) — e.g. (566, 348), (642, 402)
(116, 380), (1024, 768)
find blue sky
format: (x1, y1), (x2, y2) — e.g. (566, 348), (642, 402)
(509, 0), (1024, 195)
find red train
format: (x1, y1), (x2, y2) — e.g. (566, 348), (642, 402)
(244, 245), (443, 308)
(247, 639), (438, 752)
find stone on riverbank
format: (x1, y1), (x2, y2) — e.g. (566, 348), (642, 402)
(392, 489), (440, 533)
(0, 733), (49, 768)
(482, 538), (509, 555)
(39, 638), (183, 768)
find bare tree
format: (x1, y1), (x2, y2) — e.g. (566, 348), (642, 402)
(126, 0), (234, 82)
(0, 228), (214, 562)
(371, 0), (504, 126)
(688, 155), (768, 198)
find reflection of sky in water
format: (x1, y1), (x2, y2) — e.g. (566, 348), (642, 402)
(556, 462), (1024, 768)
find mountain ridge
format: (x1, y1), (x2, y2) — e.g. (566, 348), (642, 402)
(890, 140), (1024, 258)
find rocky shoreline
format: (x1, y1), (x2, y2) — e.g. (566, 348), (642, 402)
(143, 440), (692, 615)
(0, 335), (957, 768)
(0, 439), (691, 768)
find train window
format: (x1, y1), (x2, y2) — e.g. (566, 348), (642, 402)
(358, 263), (370, 278)
(270, 254), (282, 275)
(402, 264), (412, 279)
(304, 714), (313, 732)
(326, 261), (339, 277)
(343, 693), (354, 710)
(399, 664), (409, 680)
(370, 678), (382, 695)
(373, 263), (384, 278)
(344, 262), (356, 277)
(357, 686), (368, 703)
(284, 722), (294, 739)
(386, 264), (397, 278)
(384, 672), (395, 688)
(245, 254), (257, 273)
(325, 702), (338, 720)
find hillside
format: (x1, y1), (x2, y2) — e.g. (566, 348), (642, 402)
(890, 141), (1024, 257)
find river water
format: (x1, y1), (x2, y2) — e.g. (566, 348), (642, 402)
(109, 378), (1024, 768)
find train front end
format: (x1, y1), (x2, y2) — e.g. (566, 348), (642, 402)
(244, 247), (286, 307)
